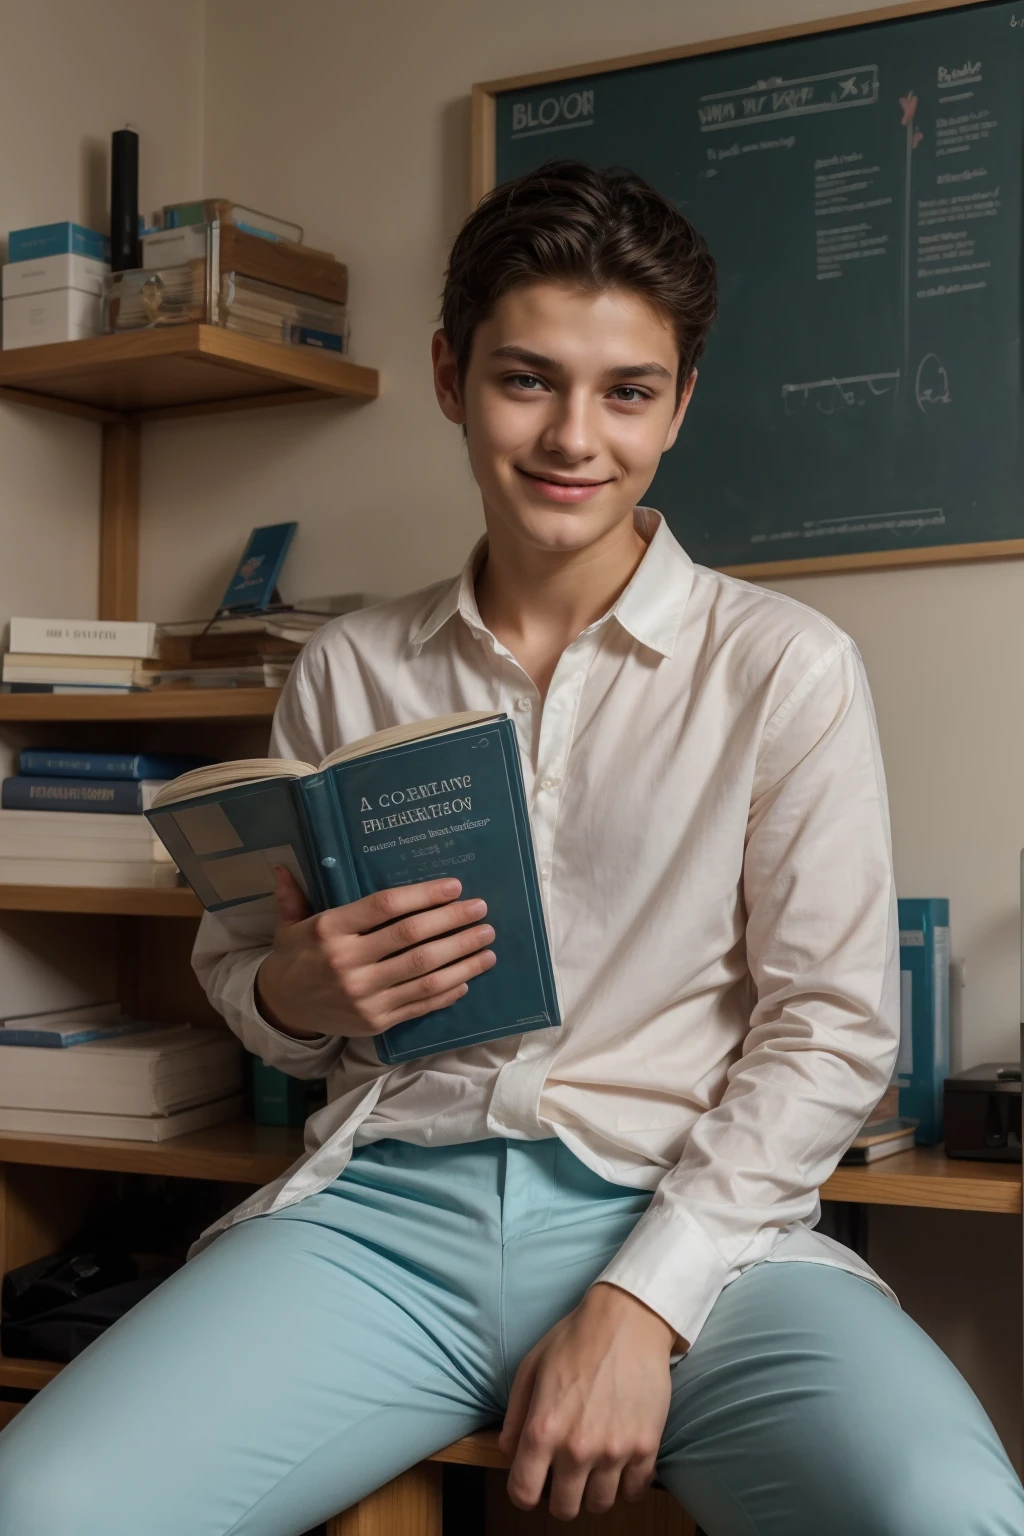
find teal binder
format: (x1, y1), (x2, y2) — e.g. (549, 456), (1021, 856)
(896, 898), (950, 1146)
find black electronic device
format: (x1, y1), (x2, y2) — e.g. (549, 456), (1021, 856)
(944, 1064), (1021, 1162)
(110, 126), (140, 273)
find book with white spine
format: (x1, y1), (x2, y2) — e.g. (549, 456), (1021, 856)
(8, 619), (158, 659)
(0, 1094), (245, 1141)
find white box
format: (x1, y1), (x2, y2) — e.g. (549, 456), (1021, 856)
(2, 287), (102, 349)
(142, 225), (208, 270)
(2, 253), (110, 300)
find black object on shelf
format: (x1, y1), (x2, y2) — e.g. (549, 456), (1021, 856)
(110, 126), (140, 272)
(944, 1063), (1022, 1161)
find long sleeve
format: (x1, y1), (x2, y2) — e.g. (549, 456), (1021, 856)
(595, 640), (900, 1348)
(191, 653), (346, 1079)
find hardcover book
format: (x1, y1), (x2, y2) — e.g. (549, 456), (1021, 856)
(146, 712), (560, 1065)
(3, 778), (169, 814)
(7, 618), (158, 659)
(19, 751), (208, 782)
(895, 897), (950, 1146)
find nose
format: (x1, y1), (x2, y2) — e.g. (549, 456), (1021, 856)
(539, 387), (600, 464)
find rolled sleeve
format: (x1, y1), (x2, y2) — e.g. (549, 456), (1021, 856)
(189, 650), (345, 1079)
(595, 641), (900, 1348)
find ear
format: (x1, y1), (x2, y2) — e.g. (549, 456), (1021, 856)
(432, 329), (466, 426)
(662, 369), (697, 455)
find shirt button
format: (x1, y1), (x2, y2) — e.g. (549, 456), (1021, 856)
(515, 695), (532, 713)
(541, 864), (551, 879)
(539, 776), (561, 792)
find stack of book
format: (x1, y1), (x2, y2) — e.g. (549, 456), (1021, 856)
(1, 614), (317, 692)
(105, 199), (350, 356)
(0, 748), (207, 888)
(0, 1008), (244, 1141)
(1, 617), (158, 695)
(840, 1087), (919, 1165)
(150, 609), (330, 686)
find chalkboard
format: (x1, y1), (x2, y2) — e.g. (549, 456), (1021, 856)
(474, 1), (1024, 575)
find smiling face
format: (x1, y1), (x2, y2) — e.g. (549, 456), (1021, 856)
(433, 280), (695, 557)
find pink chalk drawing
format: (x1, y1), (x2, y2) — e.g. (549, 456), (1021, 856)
(899, 92), (918, 126)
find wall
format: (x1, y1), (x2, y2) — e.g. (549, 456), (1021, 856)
(0, 0), (205, 1011)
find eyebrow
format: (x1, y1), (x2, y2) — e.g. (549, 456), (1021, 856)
(490, 345), (673, 383)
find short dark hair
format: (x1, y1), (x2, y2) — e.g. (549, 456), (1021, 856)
(440, 159), (717, 405)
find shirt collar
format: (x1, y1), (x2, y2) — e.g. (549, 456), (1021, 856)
(409, 508), (694, 660)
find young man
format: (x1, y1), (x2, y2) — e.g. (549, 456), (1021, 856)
(1, 161), (1021, 1536)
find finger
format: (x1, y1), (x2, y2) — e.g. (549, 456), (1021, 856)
(272, 866), (312, 932)
(359, 896), (489, 962)
(324, 879), (463, 936)
(373, 923), (495, 989)
(375, 947), (496, 1021)
(582, 1459), (629, 1517)
(545, 1448), (594, 1522)
(499, 1349), (538, 1459)
(620, 1452), (658, 1504)
(377, 980), (470, 1028)
(504, 1375), (556, 1513)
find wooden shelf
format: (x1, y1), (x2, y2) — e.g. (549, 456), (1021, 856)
(0, 325), (379, 423)
(0, 1123), (1016, 1214)
(0, 1119), (304, 1183)
(0, 884), (201, 917)
(0, 688), (280, 722)
(0, 1357), (61, 1390)
(821, 1145), (1021, 1215)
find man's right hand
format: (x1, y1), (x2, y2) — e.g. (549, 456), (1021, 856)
(254, 868), (496, 1041)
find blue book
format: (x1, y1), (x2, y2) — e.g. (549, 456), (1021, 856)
(0, 1003), (148, 1048)
(219, 522), (297, 613)
(19, 750), (209, 781)
(147, 712), (559, 1065)
(290, 326), (343, 353)
(8, 221), (110, 263)
(2, 777), (166, 814)
(895, 898), (950, 1146)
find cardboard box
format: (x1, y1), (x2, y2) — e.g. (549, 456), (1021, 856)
(2, 253), (110, 300)
(2, 287), (102, 349)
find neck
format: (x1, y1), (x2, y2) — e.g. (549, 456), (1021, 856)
(475, 511), (648, 696)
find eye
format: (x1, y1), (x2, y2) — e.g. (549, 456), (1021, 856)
(506, 372), (548, 392)
(608, 385), (653, 404)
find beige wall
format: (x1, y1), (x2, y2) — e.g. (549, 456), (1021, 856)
(0, 0), (204, 1011)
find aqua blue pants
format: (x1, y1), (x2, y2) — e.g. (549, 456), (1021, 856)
(0, 1137), (1021, 1535)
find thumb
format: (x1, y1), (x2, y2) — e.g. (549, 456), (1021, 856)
(273, 865), (312, 933)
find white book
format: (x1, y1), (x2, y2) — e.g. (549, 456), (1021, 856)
(8, 618), (158, 659)
(0, 809), (167, 837)
(0, 1024), (243, 1115)
(3, 664), (137, 686)
(0, 857), (180, 887)
(0, 1093), (246, 1141)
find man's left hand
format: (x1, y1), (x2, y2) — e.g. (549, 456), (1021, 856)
(498, 1281), (681, 1521)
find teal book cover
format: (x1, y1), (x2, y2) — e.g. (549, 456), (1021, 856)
(896, 897), (950, 1146)
(147, 715), (560, 1064)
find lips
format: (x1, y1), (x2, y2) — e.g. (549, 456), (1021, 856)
(514, 467), (611, 504)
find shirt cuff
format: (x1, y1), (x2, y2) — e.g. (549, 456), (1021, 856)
(593, 1203), (732, 1353)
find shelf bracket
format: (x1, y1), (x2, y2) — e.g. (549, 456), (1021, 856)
(99, 419), (140, 621)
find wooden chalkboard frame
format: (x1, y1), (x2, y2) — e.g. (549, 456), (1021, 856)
(471, 0), (1021, 578)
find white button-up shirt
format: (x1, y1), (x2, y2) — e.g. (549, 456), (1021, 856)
(192, 509), (899, 1347)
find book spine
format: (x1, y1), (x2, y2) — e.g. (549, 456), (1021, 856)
(20, 751), (142, 779)
(2, 777), (143, 813)
(7, 618), (156, 658)
(296, 774), (359, 910)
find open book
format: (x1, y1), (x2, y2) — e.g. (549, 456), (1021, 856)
(147, 712), (559, 1065)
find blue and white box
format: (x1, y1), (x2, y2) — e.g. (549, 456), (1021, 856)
(2, 253), (108, 350)
(8, 222), (110, 264)
(895, 897), (950, 1145)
